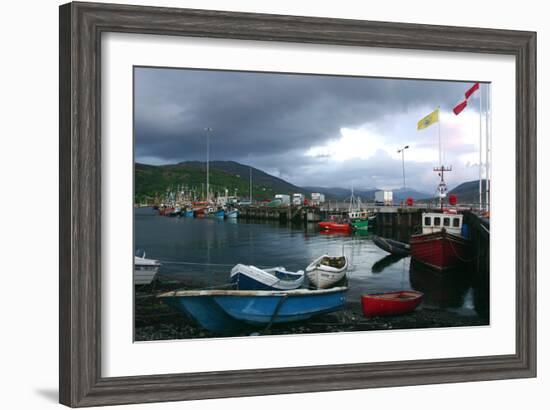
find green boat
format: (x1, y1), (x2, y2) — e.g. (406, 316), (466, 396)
(347, 187), (370, 231)
(351, 218), (369, 230)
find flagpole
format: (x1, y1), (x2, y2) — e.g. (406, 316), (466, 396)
(478, 87), (482, 211)
(486, 84), (491, 212)
(438, 106), (441, 167)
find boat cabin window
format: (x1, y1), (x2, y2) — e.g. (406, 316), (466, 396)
(424, 216), (431, 226)
(434, 217), (441, 226)
(443, 217), (450, 227)
(453, 218), (460, 227)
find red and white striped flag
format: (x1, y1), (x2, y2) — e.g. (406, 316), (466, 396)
(453, 82), (480, 115)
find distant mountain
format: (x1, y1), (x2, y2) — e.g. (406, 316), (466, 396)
(135, 161), (307, 203)
(448, 180), (489, 204)
(392, 188), (432, 202)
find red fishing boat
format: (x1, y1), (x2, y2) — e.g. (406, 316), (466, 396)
(361, 290), (423, 317)
(408, 153), (472, 270)
(409, 214), (471, 271)
(318, 221), (351, 233)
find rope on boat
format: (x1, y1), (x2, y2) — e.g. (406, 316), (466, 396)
(449, 239), (476, 263)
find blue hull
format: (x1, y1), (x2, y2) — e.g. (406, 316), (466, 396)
(215, 291), (346, 324)
(184, 210), (194, 217)
(159, 288), (347, 332)
(163, 295), (244, 334)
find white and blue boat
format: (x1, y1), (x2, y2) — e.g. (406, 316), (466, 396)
(158, 287), (348, 333)
(207, 208), (225, 218)
(183, 209), (194, 217)
(225, 209), (239, 218)
(230, 264), (304, 291)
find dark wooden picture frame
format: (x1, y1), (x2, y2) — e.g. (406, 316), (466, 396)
(59, 2), (536, 407)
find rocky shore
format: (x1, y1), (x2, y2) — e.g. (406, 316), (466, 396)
(134, 287), (489, 341)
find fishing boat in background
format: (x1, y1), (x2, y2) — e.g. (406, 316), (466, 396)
(158, 205), (175, 216)
(134, 252), (161, 285)
(318, 217), (351, 233)
(158, 287), (348, 332)
(205, 206), (225, 218)
(361, 290), (423, 317)
(169, 207), (182, 217)
(230, 264), (305, 291)
(372, 235), (410, 257)
(306, 255), (348, 289)
(225, 209), (239, 218)
(347, 188), (369, 231)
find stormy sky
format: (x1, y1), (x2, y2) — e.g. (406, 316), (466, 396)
(135, 67), (488, 194)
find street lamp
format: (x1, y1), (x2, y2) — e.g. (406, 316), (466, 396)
(397, 145), (409, 189)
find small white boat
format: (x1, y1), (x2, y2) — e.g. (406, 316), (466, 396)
(134, 254), (161, 285)
(305, 255), (348, 289)
(226, 209), (239, 218)
(230, 264), (305, 291)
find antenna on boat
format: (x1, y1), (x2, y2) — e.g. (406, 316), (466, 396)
(433, 165), (452, 210)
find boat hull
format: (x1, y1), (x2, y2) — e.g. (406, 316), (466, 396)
(410, 231), (471, 271)
(159, 287), (348, 332)
(133, 266), (159, 285)
(318, 221), (351, 232)
(162, 294), (244, 334)
(226, 210), (239, 218)
(216, 289), (347, 324)
(372, 235), (410, 257)
(351, 219), (369, 231)
(361, 291), (423, 317)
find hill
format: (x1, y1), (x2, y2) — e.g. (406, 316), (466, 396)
(135, 161), (307, 203)
(448, 180), (489, 204)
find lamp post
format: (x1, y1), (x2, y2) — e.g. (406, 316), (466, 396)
(397, 145), (409, 189)
(204, 127), (213, 201)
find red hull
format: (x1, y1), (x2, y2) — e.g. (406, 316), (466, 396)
(361, 291), (423, 317)
(410, 231), (471, 271)
(318, 221), (351, 232)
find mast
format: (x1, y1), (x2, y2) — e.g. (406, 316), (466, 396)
(434, 107), (451, 210)
(434, 165), (452, 210)
(249, 166), (252, 203)
(485, 84), (491, 212)
(478, 87), (483, 211)
(204, 127), (213, 202)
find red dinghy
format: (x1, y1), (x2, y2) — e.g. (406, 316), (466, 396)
(361, 290), (423, 317)
(318, 221), (351, 232)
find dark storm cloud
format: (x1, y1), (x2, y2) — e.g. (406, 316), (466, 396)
(134, 67), (482, 191)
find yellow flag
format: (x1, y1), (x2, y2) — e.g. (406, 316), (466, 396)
(417, 108), (439, 130)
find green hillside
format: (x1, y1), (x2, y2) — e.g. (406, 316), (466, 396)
(134, 161), (307, 203)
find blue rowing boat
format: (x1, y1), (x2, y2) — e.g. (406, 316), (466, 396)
(183, 209), (194, 217)
(158, 287), (348, 333)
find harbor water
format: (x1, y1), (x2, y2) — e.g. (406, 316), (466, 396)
(134, 207), (489, 340)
